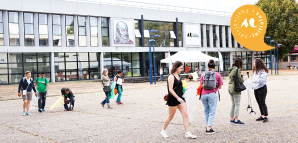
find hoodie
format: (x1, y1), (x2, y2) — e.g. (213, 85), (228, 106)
(252, 70), (268, 90)
(228, 66), (244, 94)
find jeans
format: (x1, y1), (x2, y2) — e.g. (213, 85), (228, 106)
(116, 86), (122, 102)
(160, 74), (163, 80)
(229, 93), (241, 117)
(254, 85), (268, 116)
(64, 96), (75, 110)
(38, 91), (47, 109)
(201, 92), (218, 127)
(102, 88), (110, 105)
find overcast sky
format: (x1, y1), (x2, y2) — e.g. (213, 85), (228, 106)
(136, 0), (297, 13)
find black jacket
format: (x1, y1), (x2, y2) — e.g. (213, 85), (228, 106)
(61, 88), (75, 98)
(18, 78), (37, 93)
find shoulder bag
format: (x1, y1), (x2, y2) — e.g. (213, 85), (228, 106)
(233, 68), (246, 92)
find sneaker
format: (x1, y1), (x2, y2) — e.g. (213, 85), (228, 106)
(118, 102), (123, 104)
(256, 116), (265, 121)
(26, 112), (30, 115)
(101, 103), (104, 108)
(185, 132), (197, 139)
(42, 109), (45, 112)
(263, 118), (269, 123)
(23, 111), (26, 116)
(230, 119), (235, 124)
(38, 109), (42, 112)
(107, 106), (113, 109)
(206, 128), (215, 135)
(234, 120), (245, 125)
(116, 101), (119, 104)
(161, 130), (169, 138)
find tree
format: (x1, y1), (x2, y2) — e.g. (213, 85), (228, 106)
(256, 0), (298, 58)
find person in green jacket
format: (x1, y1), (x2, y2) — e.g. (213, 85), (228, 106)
(228, 58), (248, 125)
(35, 71), (49, 112)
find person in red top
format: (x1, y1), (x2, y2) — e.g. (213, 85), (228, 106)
(185, 65), (190, 80)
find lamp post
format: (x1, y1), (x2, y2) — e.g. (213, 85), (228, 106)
(277, 44), (282, 74)
(148, 30), (156, 84)
(266, 37), (273, 74)
(271, 40), (276, 74)
(152, 35), (160, 84)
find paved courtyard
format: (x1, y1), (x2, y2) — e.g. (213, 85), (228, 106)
(0, 70), (298, 143)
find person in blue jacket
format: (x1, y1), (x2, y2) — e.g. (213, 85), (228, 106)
(18, 71), (37, 116)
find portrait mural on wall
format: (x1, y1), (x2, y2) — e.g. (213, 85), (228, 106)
(113, 20), (134, 45)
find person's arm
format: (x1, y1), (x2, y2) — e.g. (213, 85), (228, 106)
(237, 69), (244, 84)
(46, 79), (49, 90)
(168, 75), (184, 103)
(114, 76), (117, 82)
(18, 79), (23, 96)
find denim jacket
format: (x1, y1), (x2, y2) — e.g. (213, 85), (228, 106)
(252, 70), (268, 90)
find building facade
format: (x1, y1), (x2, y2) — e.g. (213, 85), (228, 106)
(0, 0), (266, 85)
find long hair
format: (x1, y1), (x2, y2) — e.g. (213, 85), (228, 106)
(253, 58), (268, 74)
(170, 61), (183, 74)
(208, 59), (215, 69)
(102, 69), (108, 76)
(232, 58), (243, 70)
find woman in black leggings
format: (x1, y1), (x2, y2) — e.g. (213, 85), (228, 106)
(252, 58), (269, 123)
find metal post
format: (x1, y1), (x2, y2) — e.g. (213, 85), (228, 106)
(149, 41), (152, 84)
(153, 43), (156, 84)
(274, 43), (276, 75)
(277, 48), (279, 74)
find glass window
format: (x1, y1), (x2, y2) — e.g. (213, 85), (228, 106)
(135, 20), (141, 47)
(24, 13), (34, 46)
(101, 18), (109, 47)
(9, 12), (19, 46)
(39, 14), (47, 25)
(78, 53), (88, 61)
(178, 23), (182, 47)
(66, 16), (74, 47)
(90, 17), (98, 47)
(53, 15), (61, 46)
(78, 16), (86, 47)
(291, 55), (296, 61)
(231, 34), (235, 47)
(39, 14), (48, 46)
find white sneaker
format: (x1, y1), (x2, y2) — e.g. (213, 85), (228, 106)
(161, 130), (169, 138)
(185, 132), (197, 139)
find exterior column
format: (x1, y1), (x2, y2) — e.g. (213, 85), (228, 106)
(51, 52), (55, 82)
(74, 15), (78, 47)
(48, 14), (53, 46)
(34, 13), (39, 46)
(174, 18), (179, 47)
(140, 15), (144, 47)
(222, 26), (226, 48)
(86, 16), (90, 47)
(234, 38), (238, 48)
(216, 25), (220, 48)
(100, 52), (104, 79)
(228, 26), (232, 48)
(203, 24), (207, 48)
(230, 51), (233, 67)
(3, 11), (9, 46)
(19, 12), (24, 46)
(209, 25), (213, 48)
(98, 17), (102, 47)
(61, 15), (66, 47)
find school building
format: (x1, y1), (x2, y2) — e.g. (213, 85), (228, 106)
(0, 0), (273, 85)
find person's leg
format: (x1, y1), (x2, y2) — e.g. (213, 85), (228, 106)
(258, 85), (268, 117)
(70, 96), (75, 109)
(177, 103), (189, 132)
(102, 89), (107, 105)
(230, 93), (235, 120)
(106, 92), (110, 106)
(163, 106), (177, 130)
(64, 103), (69, 110)
(23, 100), (26, 111)
(38, 92), (42, 110)
(26, 100), (30, 112)
(201, 95), (210, 126)
(234, 94), (241, 121)
(117, 86), (122, 102)
(207, 93), (218, 128)
(254, 89), (264, 116)
(42, 92), (47, 110)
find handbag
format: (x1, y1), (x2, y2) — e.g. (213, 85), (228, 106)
(233, 68), (246, 92)
(164, 74), (177, 101)
(104, 86), (111, 92)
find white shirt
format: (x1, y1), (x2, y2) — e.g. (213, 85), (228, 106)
(160, 69), (163, 74)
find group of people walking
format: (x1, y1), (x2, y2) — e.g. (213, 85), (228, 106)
(161, 57), (269, 138)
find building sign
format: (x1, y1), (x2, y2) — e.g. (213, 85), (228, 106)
(112, 19), (134, 46)
(185, 24), (201, 47)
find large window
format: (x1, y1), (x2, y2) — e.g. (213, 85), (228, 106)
(178, 23), (182, 47)
(233, 52), (253, 70)
(66, 16), (74, 47)
(231, 33), (235, 47)
(9, 12), (19, 46)
(90, 17), (98, 47)
(0, 11), (4, 46)
(213, 25), (217, 47)
(104, 52), (141, 77)
(225, 26), (229, 47)
(39, 14), (48, 46)
(201, 25), (204, 47)
(291, 55), (296, 62)
(143, 21), (176, 47)
(24, 13), (34, 46)
(101, 18), (109, 46)
(219, 26), (223, 47)
(0, 53), (8, 84)
(55, 52), (100, 81)
(53, 15), (61, 46)
(135, 20), (141, 47)
(145, 52), (165, 76)
(206, 25), (210, 47)
(78, 16), (86, 46)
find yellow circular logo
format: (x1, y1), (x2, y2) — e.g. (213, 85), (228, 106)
(231, 5), (274, 51)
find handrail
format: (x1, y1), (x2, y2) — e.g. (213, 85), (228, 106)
(59, 0), (232, 17)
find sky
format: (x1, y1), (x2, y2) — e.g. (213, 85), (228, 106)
(135, 0), (297, 13)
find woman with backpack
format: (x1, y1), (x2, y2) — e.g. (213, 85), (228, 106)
(161, 61), (197, 139)
(228, 58), (248, 125)
(101, 69), (112, 109)
(18, 71), (38, 116)
(199, 59), (223, 134)
(252, 58), (269, 123)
